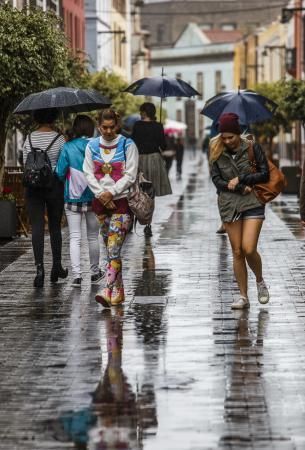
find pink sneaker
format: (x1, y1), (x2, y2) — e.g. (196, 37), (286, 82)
(95, 288), (112, 308)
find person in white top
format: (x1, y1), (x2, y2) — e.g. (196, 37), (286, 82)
(83, 109), (139, 307)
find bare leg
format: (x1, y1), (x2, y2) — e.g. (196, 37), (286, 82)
(224, 220), (248, 298)
(241, 219), (264, 282)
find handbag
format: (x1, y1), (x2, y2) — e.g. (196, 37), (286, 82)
(127, 172), (155, 225)
(248, 143), (286, 204)
(121, 137), (155, 224)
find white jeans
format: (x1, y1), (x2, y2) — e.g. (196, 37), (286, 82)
(65, 208), (100, 277)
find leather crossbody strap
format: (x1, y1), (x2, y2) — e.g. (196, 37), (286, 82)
(247, 141), (257, 171)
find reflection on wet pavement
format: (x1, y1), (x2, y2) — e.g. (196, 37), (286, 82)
(3, 159), (305, 449)
(271, 196), (305, 240)
(0, 237), (31, 271)
(219, 309), (270, 449)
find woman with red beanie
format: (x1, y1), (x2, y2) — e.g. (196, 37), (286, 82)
(210, 113), (270, 309)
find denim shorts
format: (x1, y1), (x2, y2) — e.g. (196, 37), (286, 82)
(232, 205), (265, 222)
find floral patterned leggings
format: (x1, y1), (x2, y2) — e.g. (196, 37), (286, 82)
(97, 212), (132, 291)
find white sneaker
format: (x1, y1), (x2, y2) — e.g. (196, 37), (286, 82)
(257, 280), (270, 304)
(231, 296), (250, 310)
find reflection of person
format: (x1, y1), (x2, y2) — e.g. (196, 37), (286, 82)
(174, 137), (184, 180)
(132, 102), (172, 237)
(83, 109), (139, 307)
(56, 115), (104, 288)
(210, 113), (270, 309)
(224, 309), (269, 441)
(23, 108), (68, 288)
(47, 307), (156, 449)
(92, 309), (139, 449)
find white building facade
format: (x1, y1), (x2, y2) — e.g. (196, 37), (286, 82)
(85, 0), (132, 81)
(85, 0), (113, 72)
(150, 23), (241, 145)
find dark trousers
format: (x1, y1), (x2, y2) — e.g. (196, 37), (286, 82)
(164, 156), (174, 173)
(26, 178), (64, 266)
(176, 151), (184, 175)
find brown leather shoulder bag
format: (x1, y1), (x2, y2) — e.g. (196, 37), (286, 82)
(248, 143), (286, 204)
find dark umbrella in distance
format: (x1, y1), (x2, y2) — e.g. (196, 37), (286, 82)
(201, 89), (277, 125)
(13, 87), (111, 114)
(123, 113), (141, 130)
(124, 68), (200, 121)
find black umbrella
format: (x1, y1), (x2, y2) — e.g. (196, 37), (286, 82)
(13, 87), (111, 114)
(124, 68), (200, 121)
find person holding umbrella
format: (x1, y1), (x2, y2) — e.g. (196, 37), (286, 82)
(210, 113), (270, 309)
(22, 108), (68, 288)
(16, 87), (111, 288)
(131, 102), (172, 237)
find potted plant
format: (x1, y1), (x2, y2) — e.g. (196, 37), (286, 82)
(0, 187), (17, 238)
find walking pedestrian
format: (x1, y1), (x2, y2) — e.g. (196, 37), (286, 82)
(55, 115), (104, 288)
(162, 135), (176, 174)
(202, 134), (210, 160)
(83, 109), (139, 307)
(131, 102), (172, 237)
(23, 108), (68, 288)
(174, 137), (184, 180)
(210, 113), (270, 309)
(189, 135), (197, 159)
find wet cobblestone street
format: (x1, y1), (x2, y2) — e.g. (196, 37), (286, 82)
(2, 157), (305, 449)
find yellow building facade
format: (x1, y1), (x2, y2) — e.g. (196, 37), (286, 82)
(234, 21), (287, 89)
(111, 0), (131, 81)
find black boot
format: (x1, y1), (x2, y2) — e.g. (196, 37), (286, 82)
(34, 264), (44, 288)
(144, 225), (153, 237)
(50, 264), (68, 283)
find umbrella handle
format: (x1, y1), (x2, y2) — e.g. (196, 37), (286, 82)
(160, 98), (163, 122)
(160, 67), (164, 121)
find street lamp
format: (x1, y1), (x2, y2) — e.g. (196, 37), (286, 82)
(262, 45), (286, 56)
(98, 30), (127, 44)
(281, 8), (305, 24)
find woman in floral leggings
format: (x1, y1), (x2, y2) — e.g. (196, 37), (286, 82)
(83, 109), (139, 307)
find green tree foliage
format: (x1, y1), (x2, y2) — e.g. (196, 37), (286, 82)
(253, 81), (291, 157)
(86, 69), (143, 117)
(280, 79), (305, 125)
(0, 4), (85, 184)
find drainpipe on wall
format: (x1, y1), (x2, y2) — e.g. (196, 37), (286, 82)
(295, 0), (303, 164)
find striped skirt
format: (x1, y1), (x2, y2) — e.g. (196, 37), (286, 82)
(139, 152), (172, 197)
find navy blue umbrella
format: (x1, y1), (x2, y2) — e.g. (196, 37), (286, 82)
(124, 76), (199, 98)
(124, 70), (200, 121)
(201, 89), (277, 125)
(122, 113), (141, 130)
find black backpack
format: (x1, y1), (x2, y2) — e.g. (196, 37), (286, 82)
(23, 134), (60, 189)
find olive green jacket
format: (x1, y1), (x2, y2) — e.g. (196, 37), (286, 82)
(211, 141), (269, 222)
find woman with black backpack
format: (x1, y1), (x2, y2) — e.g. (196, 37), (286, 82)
(23, 108), (68, 288)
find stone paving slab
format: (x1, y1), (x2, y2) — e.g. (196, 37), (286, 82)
(1, 156), (305, 449)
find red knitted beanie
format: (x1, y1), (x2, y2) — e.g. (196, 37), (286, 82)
(218, 113), (241, 135)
